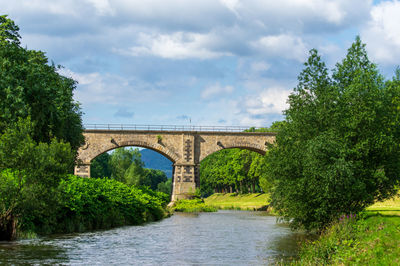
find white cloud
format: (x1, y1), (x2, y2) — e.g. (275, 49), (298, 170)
(244, 87), (290, 115)
(58, 68), (169, 105)
(1, 0), (382, 127)
(85, 0), (115, 15)
(361, 0), (400, 65)
(251, 61), (271, 72)
(201, 83), (234, 99)
(120, 32), (232, 60)
(234, 86), (291, 126)
(253, 34), (308, 62)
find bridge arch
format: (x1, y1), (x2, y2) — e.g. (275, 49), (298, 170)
(75, 128), (276, 201)
(199, 142), (266, 162)
(87, 140), (179, 164)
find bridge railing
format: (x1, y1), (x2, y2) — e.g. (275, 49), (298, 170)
(84, 124), (260, 132)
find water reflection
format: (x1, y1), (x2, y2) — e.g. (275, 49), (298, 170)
(0, 210), (306, 265)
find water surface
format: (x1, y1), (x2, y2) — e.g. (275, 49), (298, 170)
(0, 211), (304, 265)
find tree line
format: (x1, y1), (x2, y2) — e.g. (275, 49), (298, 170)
(200, 121), (284, 196)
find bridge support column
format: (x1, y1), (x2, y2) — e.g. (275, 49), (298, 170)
(171, 164), (199, 201)
(74, 162), (91, 177)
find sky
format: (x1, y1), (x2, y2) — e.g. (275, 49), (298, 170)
(1, 0), (400, 127)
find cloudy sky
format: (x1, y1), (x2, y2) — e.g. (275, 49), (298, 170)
(2, 0), (400, 127)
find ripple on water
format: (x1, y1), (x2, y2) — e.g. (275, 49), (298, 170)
(0, 210), (303, 265)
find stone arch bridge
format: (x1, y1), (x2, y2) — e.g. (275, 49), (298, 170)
(75, 125), (276, 201)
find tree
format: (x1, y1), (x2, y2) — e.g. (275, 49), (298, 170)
(0, 16), (83, 240)
(157, 179), (172, 196)
(145, 169), (168, 190)
(200, 148), (265, 195)
(109, 148), (141, 182)
(266, 37), (400, 231)
(0, 15), (84, 151)
(91, 153), (112, 178)
(0, 118), (74, 240)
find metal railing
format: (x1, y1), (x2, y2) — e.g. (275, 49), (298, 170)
(84, 124), (260, 132)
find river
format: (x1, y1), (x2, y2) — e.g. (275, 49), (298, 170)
(0, 210), (305, 265)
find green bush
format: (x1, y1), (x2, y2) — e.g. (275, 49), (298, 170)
(56, 175), (169, 233)
(173, 199), (217, 213)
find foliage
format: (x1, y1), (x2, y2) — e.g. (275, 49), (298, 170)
(0, 15), (84, 150)
(266, 37), (400, 231)
(173, 199), (217, 213)
(90, 153), (112, 178)
(95, 147), (169, 192)
(157, 178), (172, 196)
(0, 118), (75, 239)
(244, 121), (285, 133)
(200, 148), (268, 196)
(294, 214), (400, 265)
(56, 175), (168, 233)
(204, 193), (271, 211)
(109, 147), (141, 182)
(144, 169), (167, 190)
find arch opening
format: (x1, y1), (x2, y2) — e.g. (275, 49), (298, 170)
(199, 147), (267, 198)
(89, 145), (174, 196)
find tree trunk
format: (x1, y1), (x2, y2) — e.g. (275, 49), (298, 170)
(0, 215), (17, 241)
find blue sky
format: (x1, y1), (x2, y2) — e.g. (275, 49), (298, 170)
(2, 0), (400, 127)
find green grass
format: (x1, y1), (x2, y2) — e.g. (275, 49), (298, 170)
(293, 214), (400, 265)
(204, 193), (271, 211)
(172, 199), (217, 213)
(292, 195), (400, 265)
(365, 195), (400, 216)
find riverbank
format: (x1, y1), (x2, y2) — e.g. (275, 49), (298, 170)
(293, 196), (400, 265)
(294, 214), (400, 265)
(204, 193), (271, 211)
(15, 176), (169, 240)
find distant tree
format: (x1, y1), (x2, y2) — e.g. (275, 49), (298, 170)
(109, 148), (142, 183)
(0, 15), (84, 151)
(200, 148), (264, 195)
(266, 37), (400, 231)
(91, 153), (112, 178)
(145, 169), (168, 190)
(157, 179), (172, 196)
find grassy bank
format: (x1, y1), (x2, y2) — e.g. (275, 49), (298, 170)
(204, 193), (270, 211)
(172, 199), (217, 212)
(365, 196), (400, 216)
(293, 196), (400, 265)
(294, 214), (400, 265)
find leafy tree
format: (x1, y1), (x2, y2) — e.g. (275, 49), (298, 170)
(266, 37), (400, 231)
(91, 153), (112, 178)
(157, 179), (172, 196)
(200, 148), (265, 195)
(145, 169), (168, 190)
(0, 15), (83, 150)
(125, 158), (147, 186)
(109, 148), (141, 182)
(0, 118), (74, 240)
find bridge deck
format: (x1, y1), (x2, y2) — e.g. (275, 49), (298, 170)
(84, 124), (272, 133)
